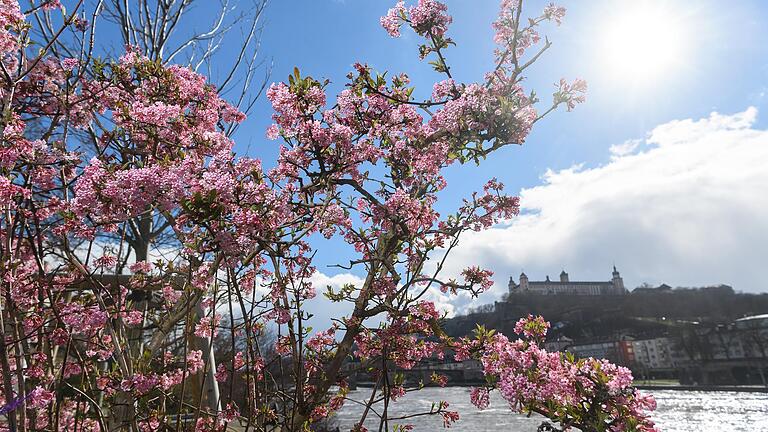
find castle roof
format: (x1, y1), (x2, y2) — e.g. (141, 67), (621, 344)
(526, 280), (613, 286)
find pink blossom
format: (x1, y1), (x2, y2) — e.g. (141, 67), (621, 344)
(63, 363), (83, 378)
(409, 301), (440, 321)
(431, 372), (448, 387)
(130, 373), (160, 395)
(408, 0), (452, 37)
(160, 369), (185, 390)
(221, 102), (246, 123)
(381, 1), (406, 37)
(129, 261), (153, 274)
(513, 314), (550, 340)
(228, 352), (245, 371)
(470, 387), (490, 410)
(194, 314), (221, 338)
(94, 255), (117, 269)
(438, 402), (460, 427)
(28, 386), (55, 409)
(461, 266), (494, 293)
(162, 285), (182, 304)
(543, 3), (566, 26)
(266, 124), (280, 139)
(555, 78), (587, 111)
(306, 327), (336, 352)
(432, 78), (458, 101)
(467, 319), (657, 430)
(61, 58), (79, 71)
(310, 405), (329, 422)
(275, 336), (292, 355)
(123, 310), (144, 326)
(186, 350), (205, 373)
(390, 385), (406, 401)
(215, 363), (229, 382)
(220, 402), (240, 423)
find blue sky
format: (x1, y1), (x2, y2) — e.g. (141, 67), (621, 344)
(233, 0), (768, 162)
(207, 0), (768, 310)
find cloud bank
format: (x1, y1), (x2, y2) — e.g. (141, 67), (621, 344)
(436, 107), (768, 313)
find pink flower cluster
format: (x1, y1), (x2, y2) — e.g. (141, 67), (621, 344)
(513, 314), (550, 340)
(0, 0), (23, 54)
(543, 3), (567, 26)
(354, 309), (444, 371)
(555, 78), (588, 111)
(460, 266), (494, 294)
(408, 0), (452, 37)
(459, 316), (658, 431)
(194, 314), (221, 338)
(381, 1), (406, 37)
(493, 1), (569, 64)
(380, 0), (452, 38)
(469, 387), (490, 410)
(438, 401), (460, 427)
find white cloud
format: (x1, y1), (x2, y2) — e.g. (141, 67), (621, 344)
(309, 272), (366, 291)
(436, 107), (768, 313)
(609, 139), (642, 159)
(305, 272), (366, 331)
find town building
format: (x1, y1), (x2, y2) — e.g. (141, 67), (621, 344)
(508, 266), (627, 296)
(566, 340), (635, 366)
(632, 337), (677, 370)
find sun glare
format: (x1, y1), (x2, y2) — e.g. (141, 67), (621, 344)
(600, 2), (689, 85)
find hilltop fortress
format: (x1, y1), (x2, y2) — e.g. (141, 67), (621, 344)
(509, 266), (627, 296)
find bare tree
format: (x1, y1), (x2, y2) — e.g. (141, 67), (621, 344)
(22, 1), (270, 428)
(736, 319), (768, 386)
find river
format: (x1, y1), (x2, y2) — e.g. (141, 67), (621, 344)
(333, 387), (768, 431)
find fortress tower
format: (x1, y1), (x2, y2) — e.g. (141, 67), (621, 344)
(611, 266), (625, 294)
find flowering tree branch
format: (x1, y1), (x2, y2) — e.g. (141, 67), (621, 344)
(0, 0), (655, 431)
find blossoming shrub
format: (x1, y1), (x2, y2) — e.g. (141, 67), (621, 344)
(0, 0), (655, 431)
(461, 316), (657, 431)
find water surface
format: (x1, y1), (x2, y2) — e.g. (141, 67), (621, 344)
(334, 387), (768, 431)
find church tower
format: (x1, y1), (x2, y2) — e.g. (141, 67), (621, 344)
(611, 266), (626, 294)
(519, 272), (529, 292)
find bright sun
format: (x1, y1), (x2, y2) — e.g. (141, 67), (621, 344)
(600, 1), (689, 85)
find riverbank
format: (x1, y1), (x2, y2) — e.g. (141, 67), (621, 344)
(636, 384), (768, 392)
